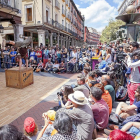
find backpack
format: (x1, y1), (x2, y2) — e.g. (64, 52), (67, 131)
(116, 86), (128, 101)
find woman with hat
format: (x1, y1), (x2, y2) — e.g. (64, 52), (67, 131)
(57, 91), (95, 140)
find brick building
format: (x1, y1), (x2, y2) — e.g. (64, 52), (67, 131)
(84, 26), (100, 46)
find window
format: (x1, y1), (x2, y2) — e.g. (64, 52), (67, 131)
(46, 7), (50, 23)
(62, 20), (64, 25)
(55, 14), (58, 22)
(25, 5), (33, 21)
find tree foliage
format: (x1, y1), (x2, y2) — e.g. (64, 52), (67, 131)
(100, 18), (125, 43)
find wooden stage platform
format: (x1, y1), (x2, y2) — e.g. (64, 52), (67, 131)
(0, 72), (68, 126)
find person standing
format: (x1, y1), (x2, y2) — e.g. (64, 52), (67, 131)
(10, 47), (17, 67)
(36, 48), (42, 64)
(61, 46), (67, 63)
(3, 46), (10, 69)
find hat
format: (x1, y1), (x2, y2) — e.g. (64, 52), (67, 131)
(24, 117), (35, 133)
(46, 110), (56, 121)
(68, 91), (88, 105)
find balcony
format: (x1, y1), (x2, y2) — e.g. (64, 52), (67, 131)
(66, 13), (70, 21)
(66, 0), (68, 6)
(0, 0), (20, 13)
(55, 0), (60, 10)
(62, 9), (65, 17)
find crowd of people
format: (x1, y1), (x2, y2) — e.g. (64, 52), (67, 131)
(1, 39), (140, 140)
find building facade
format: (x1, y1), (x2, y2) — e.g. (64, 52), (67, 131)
(0, 0), (22, 49)
(84, 26), (100, 46)
(118, 0), (140, 15)
(1, 0), (85, 48)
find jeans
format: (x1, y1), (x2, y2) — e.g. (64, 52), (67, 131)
(62, 58), (67, 63)
(11, 57), (16, 66)
(37, 57), (42, 64)
(57, 58), (61, 63)
(78, 64), (84, 71)
(68, 63), (74, 71)
(4, 57), (10, 69)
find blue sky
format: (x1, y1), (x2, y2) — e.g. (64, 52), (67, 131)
(73, 0), (123, 32)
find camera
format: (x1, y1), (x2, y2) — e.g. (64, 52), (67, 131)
(57, 92), (63, 96)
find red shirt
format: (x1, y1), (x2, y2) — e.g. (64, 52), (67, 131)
(91, 99), (109, 130)
(36, 51), (42, 58)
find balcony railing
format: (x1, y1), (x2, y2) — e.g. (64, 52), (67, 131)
(0, 0), (20, 13)
(44, 18), (84, 40)
(66, 0), (68, 6)
(66, 13), (70, 20)
(55, 0), (60, 10)
(62, 9), (65, 16)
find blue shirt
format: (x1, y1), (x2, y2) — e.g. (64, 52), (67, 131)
(30, 52), (35, 60)
(133, 99), (140, 113)
(10, 51), (16, 59)
(98, 60), (107, 69)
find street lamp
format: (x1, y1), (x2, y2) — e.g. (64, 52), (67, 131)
(0, 24), (4, 33)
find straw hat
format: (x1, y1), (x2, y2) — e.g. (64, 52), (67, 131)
(68, 91), (87, 105)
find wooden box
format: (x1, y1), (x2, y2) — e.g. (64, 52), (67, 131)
(5, 67), (34, 89)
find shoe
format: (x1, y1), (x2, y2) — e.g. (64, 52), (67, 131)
(104, 129), (113, 136)
(109, 114), (119, 125)
(108, 124), (119, 130)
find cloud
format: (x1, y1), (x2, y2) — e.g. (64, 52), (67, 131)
(79, 0), (94, 4)
(76, 0), (118, 32)
(113, 0), (123, 8)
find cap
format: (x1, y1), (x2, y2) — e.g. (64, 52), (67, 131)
(24, 117), (35, 133)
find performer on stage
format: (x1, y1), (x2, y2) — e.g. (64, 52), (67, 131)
(7, 35), (32, 70)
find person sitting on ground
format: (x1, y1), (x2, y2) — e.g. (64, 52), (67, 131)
(73, 75), (90, 98)
(90, 87), (109, 130)
(105, 47), (112, 64)
(44, 58), (53, 72)
(24, 117), (39, 140)
(57, 91), (95, 140)
(37, 60), (44, 72)
(88, 71), (98, 88)
(52, 60), (59, 73)
(101, 75), (115, 104)
(94, 83), (112, 115)
(28, 59), (33, 67)
(32, 60), (38, 71)
(0, 124), (29, 140)
(121, 121), (140, 138)
(68, 57), (77, 72)
(98, 57), (107, 70)
(82, 67), (91, 78)
(113, 86), (140, 121)
(84, 62), (91, 71)
(96, 129), (133, 140)
(58, 85), (74, 109)
(37, 112), (78, 140)
(59, 60), (66, 73)
(78, 58), (84, 71)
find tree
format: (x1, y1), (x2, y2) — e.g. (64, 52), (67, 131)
(100, 18), (125, 43)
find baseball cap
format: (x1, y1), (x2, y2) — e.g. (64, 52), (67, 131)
(24, 117), (35, 133)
